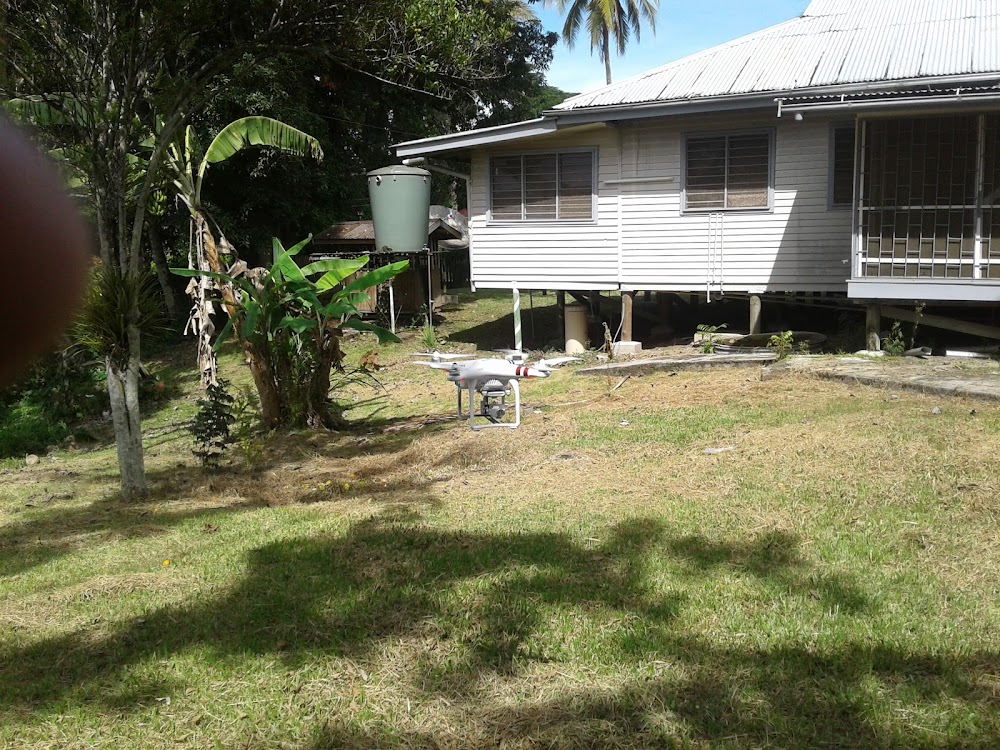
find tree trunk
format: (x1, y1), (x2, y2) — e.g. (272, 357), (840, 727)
(148, 223), (179, 323)
(106, 353), (147, 500)
(304, 323), (345, 429)
(249, 349), (284, 427)
(603, 27), (613, 85)
(187, 213), (219, 388)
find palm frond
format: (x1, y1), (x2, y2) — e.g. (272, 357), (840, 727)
(73, 269), (168, 369)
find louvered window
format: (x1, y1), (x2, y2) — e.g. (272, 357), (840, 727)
(489, 151), (594, 220)
(684, 131), (772, 211)
(831, 126), (856, 208)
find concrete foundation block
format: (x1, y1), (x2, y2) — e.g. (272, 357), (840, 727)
(612, 341), (643, 356)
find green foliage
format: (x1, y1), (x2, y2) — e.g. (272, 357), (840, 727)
(73, 269), (168, 369)
(190, 380), (236, 467)
(172, 236), (406, 427)
(696, 323), (727, 354)
(420, 325), (439, 351)
(883, 321), (906, 357)
(768, 330), (795, 360)
(0, 346), (106, 458)
(169, 116), (324, 218)
(0, 402), (69, 458)
(1, 348), (105, 423)
(231, 387), (268, 469)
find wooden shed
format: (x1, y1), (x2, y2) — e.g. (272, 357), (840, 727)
(310, 209), (467, 324)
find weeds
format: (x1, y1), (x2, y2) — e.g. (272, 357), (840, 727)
(420, 325), (439, 351)
(768, 330), (794, 360)
(696, 323), (727, 354)
(231, 387), (267, 468)
(883, 321), (906, 357)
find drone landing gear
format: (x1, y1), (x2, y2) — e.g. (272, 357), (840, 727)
(456, 378), (521, 431)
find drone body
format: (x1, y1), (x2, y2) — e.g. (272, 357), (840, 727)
(412, 352), (578, 430)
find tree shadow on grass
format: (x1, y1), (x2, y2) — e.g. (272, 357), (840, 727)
(0, 418), (454, 578)
(0, 515), (677, 711)
(446, 304), (561, 351)
(667, 531), (871, 614)
(3, 511), (998, 747)
(301, 636), (1000, 749)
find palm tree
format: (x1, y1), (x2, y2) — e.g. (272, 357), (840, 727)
(546, 0), (659, 85)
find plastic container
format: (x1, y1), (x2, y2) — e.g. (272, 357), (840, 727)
(367, 165), (431, 253)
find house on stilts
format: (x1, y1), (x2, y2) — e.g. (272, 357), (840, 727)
(394, 0), (1000, 350)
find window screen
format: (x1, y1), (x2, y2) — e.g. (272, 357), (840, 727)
(684, 131), (771, 210)
(490, 151), (594, 220)
(831, 126), (856, 207)
(489, 156), (522, 220)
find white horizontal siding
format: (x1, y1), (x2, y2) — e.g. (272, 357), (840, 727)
(468, 116), (853, 293)
(617, 114), (852, 292)
(469, 127), (620, 290)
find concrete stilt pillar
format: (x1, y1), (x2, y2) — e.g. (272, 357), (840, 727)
(622, 291), (635, 342)
(749, 295), (762, 335)
(556, 290), (566, 343)
(614, 290), (642, 355)
(866, 304), (881, 351)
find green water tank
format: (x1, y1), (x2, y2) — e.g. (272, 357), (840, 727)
(368, 165), (431, 253)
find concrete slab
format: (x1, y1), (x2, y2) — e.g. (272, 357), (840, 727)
(762, 355), (1000, 401)
(576, 352), (776, 377)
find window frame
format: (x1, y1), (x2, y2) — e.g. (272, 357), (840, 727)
(681, 128), (775, 214)
(829, 123), (857, 210)
(487, 147), (598, 224)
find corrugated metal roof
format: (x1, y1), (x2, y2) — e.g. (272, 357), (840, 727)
(555, 0), (1000, 111)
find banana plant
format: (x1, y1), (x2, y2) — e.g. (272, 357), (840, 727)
(173, 237), (407, 428)
(163, 116), (324, 387)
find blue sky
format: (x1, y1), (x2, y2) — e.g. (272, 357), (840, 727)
(536, 0), (811, 94)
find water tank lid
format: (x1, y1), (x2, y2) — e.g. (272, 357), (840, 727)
(367, 165), (430, 178)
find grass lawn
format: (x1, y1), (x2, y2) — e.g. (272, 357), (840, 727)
(2, 291), (1000, 748)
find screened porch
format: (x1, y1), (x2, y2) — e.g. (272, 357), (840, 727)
(849, 112), (1000, 301)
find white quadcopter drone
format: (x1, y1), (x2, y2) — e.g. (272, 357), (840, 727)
(412, 350), (579, 430)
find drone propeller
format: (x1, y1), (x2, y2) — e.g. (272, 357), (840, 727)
(535, 356), (582, 371)
(411, 361), (461, 371)
(494, 348), (526, 363)
(411, 351), (475, 362)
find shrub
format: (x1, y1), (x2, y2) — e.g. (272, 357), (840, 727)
(0, 401), (68, 457)
(0, 348), (106, 457)
(190, 380), (236, 467)
(420, 325), (439, 351)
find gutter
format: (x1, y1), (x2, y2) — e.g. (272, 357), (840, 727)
(777, 91), (1000, 117)
(400, 157), (470, 183)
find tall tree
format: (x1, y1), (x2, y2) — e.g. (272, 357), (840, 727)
(3, 0), (533, 498)
(546, 0), (659, 84)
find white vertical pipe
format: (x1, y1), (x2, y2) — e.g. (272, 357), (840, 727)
(974, 113), (986, 280)
(388, 280), (396, 334)
(426, 246), (433, 327)
(512, 284), (523, 351)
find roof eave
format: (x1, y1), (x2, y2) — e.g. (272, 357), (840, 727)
(394, 73), (1000, 158)
(394, 118), (556, 159)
